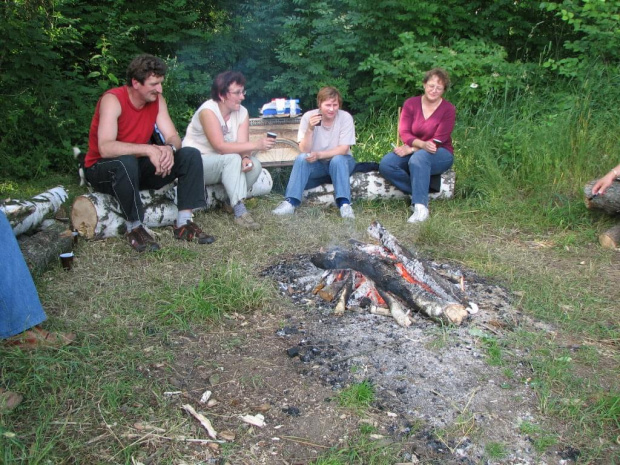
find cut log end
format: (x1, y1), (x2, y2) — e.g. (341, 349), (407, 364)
(443, 304), (468, 325)
(71, 196), (99, 239)
(599, 224), (620, 250)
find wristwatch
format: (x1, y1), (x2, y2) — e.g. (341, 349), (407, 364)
(167, 143), (177, 154)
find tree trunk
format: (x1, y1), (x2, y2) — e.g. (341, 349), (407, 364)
(71, 169), (274, 239)
(303, 170), (455, 205)
(584, 180), (620, 215)
(599, 224), (620, 250)
(1, 186), (68, 236)
(18, 221), (73, 275)
(311, 247), (468, 325)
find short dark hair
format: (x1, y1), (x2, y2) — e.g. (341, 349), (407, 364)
(126, 54), (167, 86)
(423, 68), (451, 91)
(211, 71), (246, 102)
(316, 86), (343, 108)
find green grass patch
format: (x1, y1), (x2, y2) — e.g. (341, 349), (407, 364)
(158, 261), (273, 325)
(338, 380), (375, 413)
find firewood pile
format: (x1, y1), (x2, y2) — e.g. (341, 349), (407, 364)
(307, 222), (478, 326)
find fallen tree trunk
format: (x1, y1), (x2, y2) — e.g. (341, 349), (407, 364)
(584, 180), (620, 215)
(71, 193), (179, 239)
(71, 169), (274, 239)
(599, 224), (620, 250)
(303, 170), (455, 205)
(18, 221), (73, 275)
(1, 186), (68, 236)
(311, 247), (468, 325)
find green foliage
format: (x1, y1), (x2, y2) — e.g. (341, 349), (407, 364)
(360, 36), (534, 110)
(542, 0), (620, 77)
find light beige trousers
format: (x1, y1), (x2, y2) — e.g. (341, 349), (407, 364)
(201, 153), (262, 206)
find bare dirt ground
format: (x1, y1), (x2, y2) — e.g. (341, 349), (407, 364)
(145, 252), (583, 465)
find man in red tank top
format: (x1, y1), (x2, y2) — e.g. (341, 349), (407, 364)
(85, 55), (215, 252)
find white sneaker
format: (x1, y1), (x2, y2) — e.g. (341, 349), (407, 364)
(407, 204), (429, 223)
(339, 203), (355, 219)
(272, 200), (295, 215)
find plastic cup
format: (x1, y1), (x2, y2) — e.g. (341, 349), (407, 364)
(59, 252), (74, 271)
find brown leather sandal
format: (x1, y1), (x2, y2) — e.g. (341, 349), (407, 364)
(4, 326), (75, 349)
(0, 389), (23, 413)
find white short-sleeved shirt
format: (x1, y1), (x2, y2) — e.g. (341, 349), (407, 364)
(297, 109), (356, 155)
(182, 99), (249, 155)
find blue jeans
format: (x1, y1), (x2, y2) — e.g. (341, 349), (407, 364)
(0, 212), (47, 339)
(379, 148), (454, 206)
(285, 153), (356, 204)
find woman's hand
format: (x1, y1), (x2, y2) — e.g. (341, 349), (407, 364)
(422, 140), (439, 154)
(241, 156), (254, 173)
(305, 151), (321, 163)
(592, 165), (620, 195)
(255, 136), (276, 152)
(393, 144), (414, 158)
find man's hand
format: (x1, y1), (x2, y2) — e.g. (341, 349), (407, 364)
(147, 145), (174, 177)
(158, 145), (175, 177)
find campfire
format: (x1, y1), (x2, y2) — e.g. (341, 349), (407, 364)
(294, 222), (478, 326)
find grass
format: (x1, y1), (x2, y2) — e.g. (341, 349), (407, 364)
(1, 85), (620, 462)
(337, 380), (375, 413)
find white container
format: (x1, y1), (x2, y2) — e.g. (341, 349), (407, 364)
(275, 98), (286, 115)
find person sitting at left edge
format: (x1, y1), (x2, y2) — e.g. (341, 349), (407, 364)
(84, 54), (214, 252)
(0, 211), (75, 413)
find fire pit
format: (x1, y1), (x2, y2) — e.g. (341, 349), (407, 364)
(260, 222), (550, 464)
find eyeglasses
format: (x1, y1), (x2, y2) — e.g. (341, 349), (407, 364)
(228, 90), (247, 96)
(426, 85), (445, 92)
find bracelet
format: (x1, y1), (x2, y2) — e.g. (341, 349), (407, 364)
(612, 168), (619, 177)
(166, 143), (177, 154)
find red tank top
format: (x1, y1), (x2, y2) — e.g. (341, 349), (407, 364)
(85, 86), (159, 168)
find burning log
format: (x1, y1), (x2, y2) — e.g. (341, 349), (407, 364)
(310, 222), (472, 325)
(311, 247), (468, 325)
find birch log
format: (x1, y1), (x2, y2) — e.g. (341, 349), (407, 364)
(584, 180), (620, 215)
(70, 169), (274, 239)
(311, 247), (468, 325)
(303, 170), (455, 205)
(1, 186), (68, 236)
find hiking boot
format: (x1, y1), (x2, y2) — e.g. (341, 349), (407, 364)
(173, 221), (216, 244)
(234, 212), (261, 230)
(272, 200), (295, 215)
(126, 225), (160, 252)
(339, 204), (355, 219)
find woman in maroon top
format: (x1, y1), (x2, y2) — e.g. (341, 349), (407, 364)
(379, 68), (455, 223)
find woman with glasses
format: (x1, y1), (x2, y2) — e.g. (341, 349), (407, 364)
(379, 68), (455, 223)
(183, 71), (275, 230)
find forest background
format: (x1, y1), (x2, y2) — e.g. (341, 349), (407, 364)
(1, 0), (619, 199)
